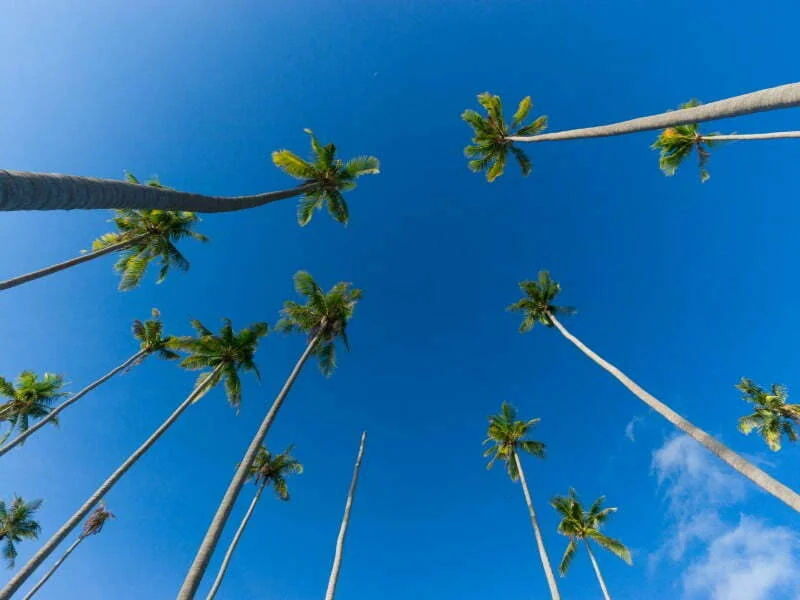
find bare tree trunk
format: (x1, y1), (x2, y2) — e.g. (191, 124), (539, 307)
(0, 170), (317, 212)
(0, 365), (222, 600)
(324, 431), (367, 600)
(584, 541), (611, 600)
(505, 82), (800, 143)
(513, 453), (561, 600)
(548, 313), (800, 512)
(22, 535), (85, 600)
(701, 132), (800, 141)
(177, 333), (322, 599)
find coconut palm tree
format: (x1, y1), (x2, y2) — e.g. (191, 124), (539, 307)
(0, 175), (208, 291)
(508, 270), (800, 512)
(177, 271), (361, 599)
(0, 131), (379, 216)
(0, 497), (42, 569)
(0, 372), (66, 445)
(484, 402), (560, 600)
(206, 446), (303, 600)
(22, 504), (115, 600)
(0, 309), (178, 457)
(551, 489), (631, 600)
(736, 377), (800, 451)
(0, 319), (267, 600)
(324, 431), (367, 600)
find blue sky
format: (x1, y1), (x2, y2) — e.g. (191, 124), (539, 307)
(2, 1), (800, 598)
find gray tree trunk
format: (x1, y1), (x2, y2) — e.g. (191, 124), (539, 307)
(22, 535), (85, 600)
(505, 82), (800, 142)
(701, 132), (800, 141)
(324, 431), (367, 600)
(0, 170), (316, 212)
(584, 541), (611, 600)
(548, 313), (800, 512)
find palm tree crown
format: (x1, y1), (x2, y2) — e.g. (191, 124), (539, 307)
(248, 446), (303, 500)
(275, 271), (362, 376)
(736, 377), (800, 451)
(81, 503), (115, 538)
(272, 129), (380, 226)
(132, 308), (180, 363)
(0, 372), (66, 442)
(0, 497), (42, 568)
(652, 100), (722, 182)
(507, 270), (576, 331)
(462, 93), (548, 181)
(483, 401), (545, 480)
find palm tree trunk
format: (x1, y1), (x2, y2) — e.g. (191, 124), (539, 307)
(548, 313), (800, 512)
(204, 484), (265, 600)
(701, 132), (800, 141)
(0, 365), (222, 600)
(584, 541), (611, 600)
(505, 82), (800, 143)
(324, 431), (367, 600)
(21, 535), (85, 600)
(513, 452), (561, 600)
(0, 234), (146, 291)
(0, 349), (148, 458)
(0, 170), (317, 212)
(177, 332), (323, 599)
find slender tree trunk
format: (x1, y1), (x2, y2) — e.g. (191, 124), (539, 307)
(21, 535), (85, 600)
(513, 453), (561, 600)
(177, 333), (323, 599)
(0, 365), (222, 600)
(0, 349), (148, 458)
(0, 234), (146, 291)
(204, 484), (265, 600)
(548, 313), (800, 512)
(505, 82), (800, 143)
(324, 431), (367, 600)
(701, 132), (800, 141)
(0, 171), (317, 212)
(584, 541), (611, 600)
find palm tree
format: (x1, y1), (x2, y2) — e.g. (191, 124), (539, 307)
(324, 431), (367, 600)
(0, 319), (267, 600)
(0, 175), (208, 291)
(0, 372), (66, 445)
(736, 377), (800, 451)
(484, 402), (560, 600)
(0, 309), (178, 457)
(206, 446), (303, 600)
(22, 504), (115, 600)
(0, 497), (42, 568)
(508, 270), (800, 512)
(177, 271), (361, 599)
(551, 489), (631, 600)
(0, 131), (379, 215)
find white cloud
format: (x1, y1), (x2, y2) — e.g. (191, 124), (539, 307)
(624, 416), (642, 441)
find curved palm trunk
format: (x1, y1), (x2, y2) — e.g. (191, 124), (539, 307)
(0, 234), (145, 291)
(548, 313), (800, 512)
(513, 452), (560, 600)
(204, 484), (265, 600)
(584, 541), (611, 600)
(22, 535), (85, 600)
(505, 82), (800, 143)
(177, 333), (322, 599)
(0, 365), (221, 600)
(0, 171), (317, 212)
(701, 132), (800, 141)
(0, 349), (148, 458)
(324, 431), (367, 600)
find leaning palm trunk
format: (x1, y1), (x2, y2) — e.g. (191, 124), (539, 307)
(548, 313), (800, 512)
(700, 132), (800, 141)
(177, 333), (323, 599)
(0, 365), (222, 600)
(0, 349), (148, 457)
(22, 535), (85, 600)
(513, 453), (560, 600)
(505, 82), (800, 143)
(584, 541), (611, 600)
(0, 170), (317, 212)
(0, 234), (146, 291)
(324, 431), (367, 600)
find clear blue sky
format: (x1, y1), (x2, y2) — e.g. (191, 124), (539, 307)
(2, 1), (800, 599)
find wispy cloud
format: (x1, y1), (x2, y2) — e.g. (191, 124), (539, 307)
(624, 416), (642, 442)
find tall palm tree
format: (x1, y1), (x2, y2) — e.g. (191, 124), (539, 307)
(324, 430), (367, 600)
(0, 497), (42, 569)
(206, 446), (303, 600)
(0, 175), (208, 291)
(0, 131), (379, 214)
(551, 489), (631, 600)
(0, 309), (178, 457)
(484, 402), (560, 600)
(177, 271), (361, 599)
(508, 270), (800, 512)
(736, 377), (800, 451)
(0, 372), (66, 445)
(22, 504), (115, 600)
(0, 319), (267, 600)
